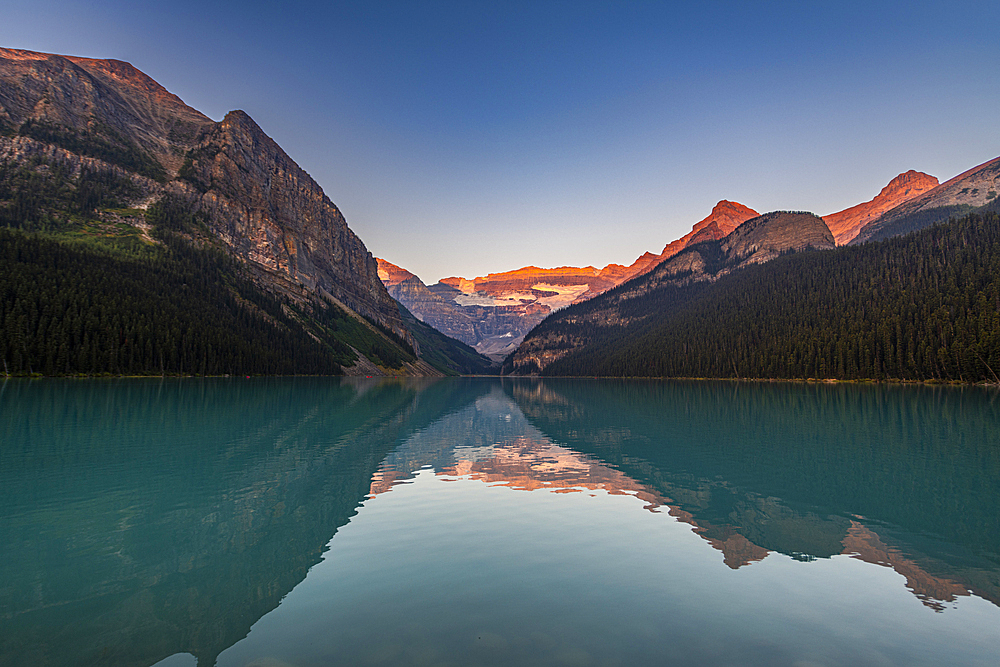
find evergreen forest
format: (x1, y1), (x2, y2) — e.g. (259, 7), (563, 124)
(516, 211), (1000, 383)
(0, 159), (419, 376)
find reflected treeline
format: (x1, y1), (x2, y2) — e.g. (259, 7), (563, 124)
(0, 377), (490, 667)
(506, 379), (1000, 609)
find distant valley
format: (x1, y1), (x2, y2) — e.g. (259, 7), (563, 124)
(378, 200), (762, 359)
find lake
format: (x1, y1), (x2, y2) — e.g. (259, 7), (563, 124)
(1, 377), (998, 666)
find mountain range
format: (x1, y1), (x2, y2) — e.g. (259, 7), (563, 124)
(850, 156), (1000, 244)
(495, 150), (999, 379)
(504, 207), (1000, 381)
(379, 161), (995, 365)
(377, 200), (763, 359)
(2, 46), (998, 381)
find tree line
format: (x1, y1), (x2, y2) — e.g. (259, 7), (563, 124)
(523, 211), (1000, 383)
(0, 194), (419, 376)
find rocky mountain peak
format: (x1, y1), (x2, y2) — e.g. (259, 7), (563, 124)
(879, 170), (939, 199)
(697, 200), (760, 237)
(0, 47), (212, 174)
(617, 200), (759, 283)
(65, 55), (204, 117)
(823, 170), (938, 245)
(849, 156), (1000, 245)
(1, 46), (414, 356)
(508, 209), (837, 374)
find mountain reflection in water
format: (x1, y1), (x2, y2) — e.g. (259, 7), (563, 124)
(2, 377), (998, 667)
(0, 378), (489, 667)
(371, 380), (1000, 612)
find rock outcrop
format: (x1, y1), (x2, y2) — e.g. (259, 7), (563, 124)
(377, 259), (543, 359)
(823, 170), (939, 245)
(614, 211), (834, 298)
(377, 258), (479, 344)
(179, 110), (409, 340)
(622, 200), (760, 280)
(0, 47), (212, 175)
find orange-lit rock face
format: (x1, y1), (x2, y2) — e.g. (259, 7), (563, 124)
(621, 200), (759, 282)
(823, 170), (939, 245)
(850, 156), (1000, 245)
(376, 258), (417, 286)
(444, 266), (617, 302)
(439, 276), (477, 293)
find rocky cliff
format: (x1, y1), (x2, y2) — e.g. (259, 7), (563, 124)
(0, 47), (413, 355)
(378, 258), (479, 344)
(0, 47), (211, 175)
(179, 110), (409, 339)
(823, 170), (939, 245)
(377, 259), (542, 360)
(613, 211), (834, 300)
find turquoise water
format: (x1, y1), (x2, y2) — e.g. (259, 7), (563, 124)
(1, 378), (998, 666)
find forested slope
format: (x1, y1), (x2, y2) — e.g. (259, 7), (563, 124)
(0, 190), (418, 376)
(509, 212), (1000, 383)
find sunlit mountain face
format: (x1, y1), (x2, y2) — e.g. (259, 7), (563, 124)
(823, 170), (939, 244)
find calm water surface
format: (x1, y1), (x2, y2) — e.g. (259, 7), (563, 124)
(1, 378), (999, 666)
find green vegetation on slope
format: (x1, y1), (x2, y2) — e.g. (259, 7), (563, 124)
(0, 158), (141, 232)
(0, 170), (420, 375)
(18, 119), (167, 182)
(0, 225), (353, 376)
(515, 211), (1000, 383)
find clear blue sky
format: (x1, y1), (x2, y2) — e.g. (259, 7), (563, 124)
(4, 1), (999, 283)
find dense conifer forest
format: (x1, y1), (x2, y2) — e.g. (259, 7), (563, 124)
(0, 160), (419, 376)
(518, 212), (1000, 383)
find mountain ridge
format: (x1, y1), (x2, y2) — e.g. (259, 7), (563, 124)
(505, 209), (1000, 382)
(506, 210), (836, 374)
(851, 156), (1000, 245)
(0, 46), (475, 375)
(823, 170), (939, 244)
(377, 199), (761, 359)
